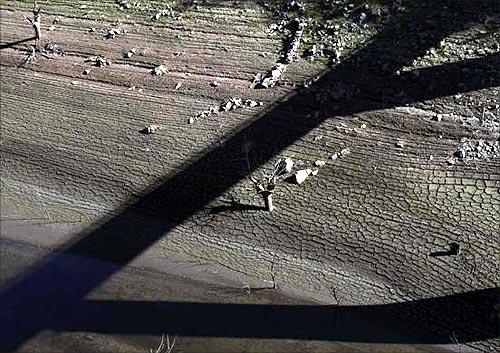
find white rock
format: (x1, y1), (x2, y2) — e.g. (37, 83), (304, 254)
(340, 148), (350, 156)
(142, 125), (161, 134)
(245, 100), (259, 107)
(152, 64), (168, 76)
(294, 169), (312, 185)
(315, 160), (326, 167)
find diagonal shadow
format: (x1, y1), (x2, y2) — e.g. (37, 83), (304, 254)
(0, 36), (36, 50)
(1, 0), (499, 350)
(58, 287), (500, 344)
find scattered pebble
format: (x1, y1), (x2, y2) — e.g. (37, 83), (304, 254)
(103, 27), (123, 39)
(340, 148), (351, 157)
(447, 158), (456, 166)
(152, 64), (168, 76)
(85, 55), (111, 67)
(189, 106), (218, 124)
(395, 141), (405, 148)
(140, 125), (161, 134)
(116, 0), (132, 10)
(220, 98), (264, 112)
(174, 82), (182, 90)
(124, 48), (136, 58)
(315, 160), (326, 167)
(453, 138), (500, 160)
(292, 169), (313, 185)
(245, 99), (262, 108)
(151, 7), (176, 20)
(330, 153), (339, 161)
(83, 68), (91, 75)
(43, 42), (64, 56)
(253, 63), (287, 89)
(210, 81), (219, 87)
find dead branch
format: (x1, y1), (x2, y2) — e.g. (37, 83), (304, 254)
(25, 1), (42, 48)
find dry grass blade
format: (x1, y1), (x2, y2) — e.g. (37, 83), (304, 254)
(150, 334), (177, 353)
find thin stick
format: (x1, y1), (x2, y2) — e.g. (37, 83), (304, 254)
(25, 1), (42, 49)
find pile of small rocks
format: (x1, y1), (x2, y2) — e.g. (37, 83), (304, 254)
(85, 55), (111, 67)
(454, 138), (500, 161)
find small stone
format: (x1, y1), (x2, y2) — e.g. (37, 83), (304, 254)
(340, 148), (350, 157)
(103, 26), (123, 40)
(71, 80), (78, 85)
(222, 101), (233, 111)
(313, 135), (323, 141)
(315, 160), (326, 167)
(447, 158), (456, 165)
(124, 49), (135, 58)
(152, 64), (168, 76)
(429, 155), (434, 161)
(140, 125), (161, 134)
(395, 141), (405, 148)
(83, 68), (90, 75)
(48, 25), (56, 31)
(85, 55), (111, 68)
(293, 169), (313, 185)
(89, 27), (96, 33)
(188, 117), (195, 124)
(175, 82), (182, 90)
(330, 153), (339, 161)
(210, 81), (219, 87)
(433, 113), (443, 122)
(360, 123), (367, 129)
(245, 100), (259, 107)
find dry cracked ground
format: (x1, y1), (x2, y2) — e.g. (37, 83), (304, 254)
(0, 0), (499, 352)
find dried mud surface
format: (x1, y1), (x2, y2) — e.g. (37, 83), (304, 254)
(1, 1), (499, 352)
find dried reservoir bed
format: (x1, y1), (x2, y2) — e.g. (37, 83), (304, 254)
(1, 1), (499, 352)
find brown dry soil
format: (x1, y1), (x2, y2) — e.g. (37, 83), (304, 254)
(1, 1), (499, 352)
